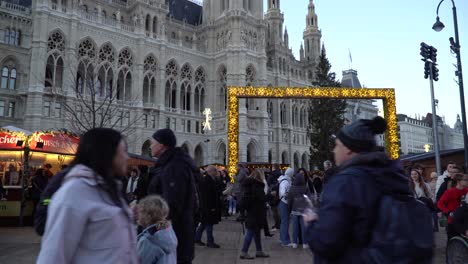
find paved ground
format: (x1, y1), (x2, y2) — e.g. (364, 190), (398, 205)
(0, 216), (447, 263)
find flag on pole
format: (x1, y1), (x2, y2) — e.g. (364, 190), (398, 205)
(348, 48), (352, 63)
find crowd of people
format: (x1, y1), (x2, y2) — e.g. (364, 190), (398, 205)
(31, 115), (468, 264)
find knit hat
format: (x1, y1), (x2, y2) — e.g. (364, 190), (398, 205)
(336, 116), (387, 153)
(152, 128), (177, 148)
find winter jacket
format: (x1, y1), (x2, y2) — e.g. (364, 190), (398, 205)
(198, 174), (222, 225)
(435, 170), (450, 195)
(31, 175), (48, 201)
(232, 167), (249, 198)
(279, 168), (294, 204)
(304, 152), (414, 264)
(452, 201), (468, 236)
(147, 147), (197, 263)
(437, 187), (468, 223)
(288, 173), (310, 215)
(36, 164), (138, 264)
(137, 224), (178, 264)
(239, 177), (267, 230)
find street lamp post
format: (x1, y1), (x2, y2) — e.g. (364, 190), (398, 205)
(433, 0), (468, 170)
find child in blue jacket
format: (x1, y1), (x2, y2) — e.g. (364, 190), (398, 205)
(137, 195), (178, 264)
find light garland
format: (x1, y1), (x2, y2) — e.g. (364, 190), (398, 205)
(227, 87), (399, 177)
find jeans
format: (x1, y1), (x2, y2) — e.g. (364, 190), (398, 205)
(432, 211), (439, 231)
(241, 228), (262, 253)
(291, 214), (305, 244)
(228, 196), (236, 212)
(195, 223), (214, 244)
(279, 201), (291, 245)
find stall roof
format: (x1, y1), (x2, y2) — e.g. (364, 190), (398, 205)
(400, 148), (464, 162)
(1, 126), (32, 136)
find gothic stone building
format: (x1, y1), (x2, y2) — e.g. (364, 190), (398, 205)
(0, 0), (340, 169)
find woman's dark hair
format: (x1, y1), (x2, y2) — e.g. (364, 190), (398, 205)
(35, 168), (45, 177)
(71, 128), (124, 206)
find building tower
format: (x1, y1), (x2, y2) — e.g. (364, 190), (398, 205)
(303, 0), (321, 62)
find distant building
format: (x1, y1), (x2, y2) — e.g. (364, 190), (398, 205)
(397, 114), (464, 155)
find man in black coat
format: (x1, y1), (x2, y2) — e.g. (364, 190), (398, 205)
(147, 128), (197, 264)
(194, 165), (222, 248)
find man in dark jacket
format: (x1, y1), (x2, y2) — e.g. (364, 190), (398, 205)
(303, 116), (432, 264)
(194, 165), (222, 248)
(147, 128), (197, 264)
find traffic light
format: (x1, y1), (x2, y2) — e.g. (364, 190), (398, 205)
(429, 46), (437, 63)
(424, 61), (431, 79)
(432, 64), (439, 81)
(420, 42), (430, 61)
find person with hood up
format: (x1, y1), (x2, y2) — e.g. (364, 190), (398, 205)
(148, 128), (198, 264)
(36, 128), (138, 264)
(137, 195), (177, 264)
(278, 167), (294, 246)
(303, 116), (432, 263)
(288, 172), (310, 249)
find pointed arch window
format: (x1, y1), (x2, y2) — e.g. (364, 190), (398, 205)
(267, 100), (273, 122)
(1, 67), (9, 89)
(4, 28), (9, 44)
(45, 31), (65, 89)
(280, 102), (287, 125)
(9, 68), (16, 90)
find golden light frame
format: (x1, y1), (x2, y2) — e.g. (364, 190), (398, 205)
(227, 87), (399, 176)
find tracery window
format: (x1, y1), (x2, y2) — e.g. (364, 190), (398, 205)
(193, 67), (206, 113)
(116, 48), (133, 101)
(180, 64), (193, 111)
(143, 55), (158, 104)
(165, 60), (178, 109)
(76, 38), (97, 95)
(45, 31), (65, 89)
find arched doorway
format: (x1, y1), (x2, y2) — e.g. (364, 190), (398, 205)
(194, 144), (204, 167)
(302, 153), (308, 170)
(141, 140), (151, 157)
(247, 141), (257, 162)
(217, 142), (227, 165)
(294, 152), (299, 169)
(281, 151), (289, 165)
(181, 143), (189, 154)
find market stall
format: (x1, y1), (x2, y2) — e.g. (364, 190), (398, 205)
(0, 128), (79, 226)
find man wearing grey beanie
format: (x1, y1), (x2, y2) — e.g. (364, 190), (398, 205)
(302, 116), (433, 264)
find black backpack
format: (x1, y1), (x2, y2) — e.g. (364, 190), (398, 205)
(364, 192), (434, 263)
(34, 168), (70, 236)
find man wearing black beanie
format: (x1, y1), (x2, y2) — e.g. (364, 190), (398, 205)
(302, 116), (433, 264)
(147, 128), (198, 264)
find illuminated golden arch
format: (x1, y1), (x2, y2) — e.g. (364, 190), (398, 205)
(227, 87), (399, 176)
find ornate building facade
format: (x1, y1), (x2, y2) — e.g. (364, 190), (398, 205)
(0, 0), (352, 169)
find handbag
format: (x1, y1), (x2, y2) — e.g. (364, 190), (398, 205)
(438, 215), (448, 228)
(311, 185), (320, 208)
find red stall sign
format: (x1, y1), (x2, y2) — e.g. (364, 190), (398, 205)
(29, 131), (79, 155)
(0, 130), (26, 150)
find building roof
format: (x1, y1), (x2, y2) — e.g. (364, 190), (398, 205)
(341, 69), (362, 88)
(168, 0), (203, 26)
(400, 148), (464, 162)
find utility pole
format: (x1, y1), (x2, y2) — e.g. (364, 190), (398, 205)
(421, 42), (442, 176)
